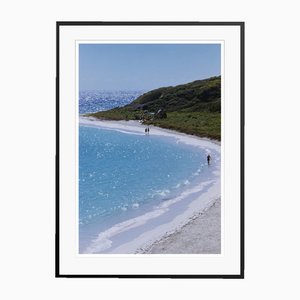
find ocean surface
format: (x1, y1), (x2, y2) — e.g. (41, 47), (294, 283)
(78, 91), (219, 253)
(79, 90), (144, 114)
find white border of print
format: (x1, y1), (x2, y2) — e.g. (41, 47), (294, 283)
(75, 40), (224, 257)
(58, 24), (241, 276)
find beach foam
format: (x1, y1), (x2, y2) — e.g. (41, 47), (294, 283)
(83, 179), (216, 254)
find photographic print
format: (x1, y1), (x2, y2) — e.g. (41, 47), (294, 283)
(79, 43), (221, 255)
(56, 22), (244, 277)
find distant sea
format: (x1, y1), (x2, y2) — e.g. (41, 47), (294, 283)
(79, 90), (144, 114)
(79, 91), (218, 253)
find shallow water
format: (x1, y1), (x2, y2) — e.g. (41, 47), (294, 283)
(79, 125), (217, 253)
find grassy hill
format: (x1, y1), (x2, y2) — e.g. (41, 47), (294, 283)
(86, 76), (221, 140)
(128, 75), (220, 113)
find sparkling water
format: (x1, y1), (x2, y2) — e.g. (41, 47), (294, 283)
(79, 125), (213, 253)
(79, 90), (144, 114)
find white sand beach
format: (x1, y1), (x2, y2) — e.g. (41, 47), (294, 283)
(138, 198), (221, 254)
(80, 117), (221, 254)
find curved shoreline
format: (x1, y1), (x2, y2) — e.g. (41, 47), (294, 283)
(80, 116), (221, 147)
(79, 117), (221, 254)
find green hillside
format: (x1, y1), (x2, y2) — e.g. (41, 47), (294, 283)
(128, 75), (220, 113)
(86, 76), (221, 140)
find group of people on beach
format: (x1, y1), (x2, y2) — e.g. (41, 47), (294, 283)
(144, 127), (150, 135)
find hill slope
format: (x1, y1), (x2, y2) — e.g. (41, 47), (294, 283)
(87, 76), (221, 140)
(126, 76), (221, 113)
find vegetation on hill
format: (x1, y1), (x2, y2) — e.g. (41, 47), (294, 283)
(144, 112), (220, 140)
(86, 76), (221, 140)
(128, 75), (221, 113)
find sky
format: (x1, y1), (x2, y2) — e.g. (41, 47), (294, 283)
(79, 44), (221, 91)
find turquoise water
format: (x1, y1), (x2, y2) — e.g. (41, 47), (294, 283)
(79, 125), (212, 253)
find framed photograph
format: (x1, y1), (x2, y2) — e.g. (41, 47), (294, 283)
(56, 21), (244, 278)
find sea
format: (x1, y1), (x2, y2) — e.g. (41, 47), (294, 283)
(79, 90), (219, 253)
(79, 90), (144, 114)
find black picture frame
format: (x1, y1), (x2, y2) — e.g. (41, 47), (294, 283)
(56, 21), (244, 278)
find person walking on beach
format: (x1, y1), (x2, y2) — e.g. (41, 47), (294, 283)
(207, 154), (211, 165)
(145, 128), (147, 135)
(147, 127), (150, 135)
